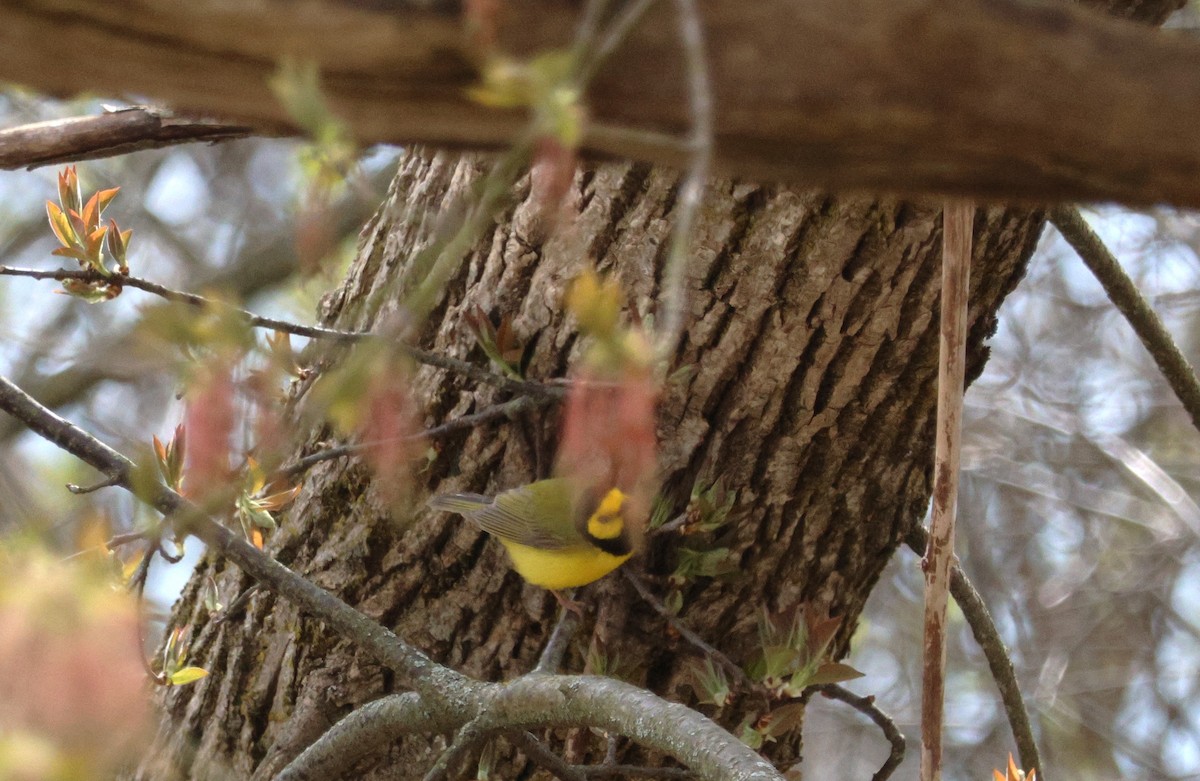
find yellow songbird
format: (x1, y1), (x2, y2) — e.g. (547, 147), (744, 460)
(428, 478), (636, 590)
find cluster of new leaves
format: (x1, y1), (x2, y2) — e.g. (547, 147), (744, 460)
(559, 270), (658, 518)
(142, 301), (304, 548)
(749, 607), (863, 698)
(152, 424), (186, 494)
(669, 479), (740, 584)
(465, 304), (530, 379)
(747, 609), (863, 749)
(995, 753), (1037, 781)
(687, 602), (865, 750)
(469, 40), (585, 215)
(45, 165), (131, 301)
(155, 626), (208, 688)
(234, 458), (302, 549)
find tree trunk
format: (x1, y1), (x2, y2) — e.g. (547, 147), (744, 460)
(133, 147), (1044, 780)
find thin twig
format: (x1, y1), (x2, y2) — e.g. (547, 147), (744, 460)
(280, 395), (554, 479)
(213, 584), (262, 624)
(106, 530), (151, 549)
(605, 734), (619, 766)
(0, 106), (256, 171)
(0, 265), (365, 340)
(580, 0), (660, 84)
(0, 265), (562, 400)
(656, 0), (712, 362)
(1050, 205), (1200, 433)
(815, 684), (906, 781)
(572, 0), (613, 62)
(129, 540), (164, 682)
(904, 525), (1042, 780)
(66, 473), (122, 494)
(920, 200), (972, 781)
(650, 512), (688, 536)
(422, 718), (490, 781)
(621, 569), (754, 694)
(512, 731), (589, 781)
(534, 606), (583, 675)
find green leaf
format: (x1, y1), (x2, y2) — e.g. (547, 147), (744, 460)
(46, 201), (76, 247)
(688, 657), (732, 707)
(202, 575), (223, 613)
(739, 721), (765, 749)
(673, 547), (738, 582)
(168, 666), (209, 686)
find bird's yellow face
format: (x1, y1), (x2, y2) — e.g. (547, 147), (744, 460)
(586, 488), (626, 540)
(576, 487), (633, 557)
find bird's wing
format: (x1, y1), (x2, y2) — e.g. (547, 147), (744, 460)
(469, 482), (580, 550)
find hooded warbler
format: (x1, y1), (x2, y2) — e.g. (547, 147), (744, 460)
(428, 479), (636, 590)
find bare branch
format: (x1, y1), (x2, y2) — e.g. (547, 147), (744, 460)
(421, 718), (490, 781)
(815, 685), (906, 781)
(2, 1), (1198, 205)
(579, 765), (692, 779)
(533, 606), (583, 676)
(281, 395), (555, 479)
(0, 371), (472, 701)
(1050, 205), (1200, 433)
(66, 473), (122, 494)
(655, 0), (712, 361)
(920, 200), (973, 781)
(276, 694), (455, 781)
(0, 265), (563, 401)
(510, 732), (588, 781)
(0, 107), (256, 170)
(622, 570), (754, 694)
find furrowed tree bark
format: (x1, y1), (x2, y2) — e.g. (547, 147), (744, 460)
(0, 0), (1195, 206)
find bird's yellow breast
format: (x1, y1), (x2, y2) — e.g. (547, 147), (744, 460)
(498, 539), (632, 590)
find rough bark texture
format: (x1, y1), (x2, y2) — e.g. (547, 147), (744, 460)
(1, 0), (1194, 205)
(134, 148), (1043, 780)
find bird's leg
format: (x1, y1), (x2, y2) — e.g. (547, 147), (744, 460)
(552, 588), (585, 619)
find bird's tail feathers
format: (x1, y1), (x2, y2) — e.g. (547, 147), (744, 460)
(428, 492), (492, 514)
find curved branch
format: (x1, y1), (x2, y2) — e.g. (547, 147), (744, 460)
(0, 265), (563, 401)
(1050, 205), (1200, 434)
(275, 694), (454, 781)
(815, 685), (905, 781)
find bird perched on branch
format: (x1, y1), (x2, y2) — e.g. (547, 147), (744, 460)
(428, 478), (637, 593)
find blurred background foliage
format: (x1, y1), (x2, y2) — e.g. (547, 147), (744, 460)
(4, 52), (1200, 781)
